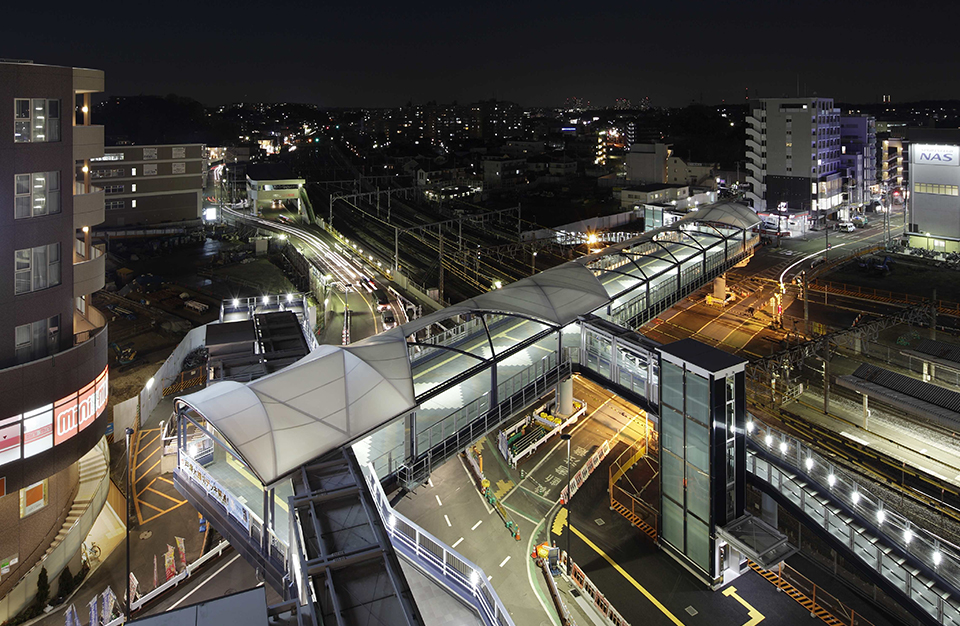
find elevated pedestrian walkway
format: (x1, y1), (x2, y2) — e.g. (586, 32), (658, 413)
(748, 421), (960, 626)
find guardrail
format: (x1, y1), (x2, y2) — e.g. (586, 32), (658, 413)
(751, 560), (876, 626)
(364, 463), (515, 626)
(809, 280), (960, 317)
(748, 420), (960, 625)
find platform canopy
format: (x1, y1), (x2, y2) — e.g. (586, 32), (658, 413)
(177, 328), (416, 485)
(406, 261), (611, 334)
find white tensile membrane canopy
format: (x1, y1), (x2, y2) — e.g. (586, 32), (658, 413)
(178, 201), (755, 486)
(177, 327), (416, 485)
(404, 261), (611, 335)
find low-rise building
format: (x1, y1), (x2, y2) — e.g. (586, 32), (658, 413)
(625, 143), (670, 184)
(482, 155), (526, 188)
(89, 143), (205, 227)
(621, 183), (689, 208)
(667, 156), (717, 188)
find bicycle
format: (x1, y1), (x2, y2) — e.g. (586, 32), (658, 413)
(84, 541), (101, 565)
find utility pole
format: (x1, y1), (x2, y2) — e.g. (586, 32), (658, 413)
(803, 272), (810, 336)
(823, 345), (830, 416)
(438, 227), (444, 303)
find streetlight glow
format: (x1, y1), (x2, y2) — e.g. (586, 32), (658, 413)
(804, 457), (813, 471)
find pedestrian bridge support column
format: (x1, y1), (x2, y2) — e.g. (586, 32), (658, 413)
(559, 376), (574, 416)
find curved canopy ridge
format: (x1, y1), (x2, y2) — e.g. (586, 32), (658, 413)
(178, 328), (416, 485)
(404, 262), (610, 335)
(467, 262), (610, 326)
(684, 201), (759, 230)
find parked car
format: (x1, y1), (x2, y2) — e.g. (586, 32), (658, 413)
(837, 222), (856, 233)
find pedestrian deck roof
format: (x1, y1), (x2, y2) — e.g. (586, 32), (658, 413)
(177, 202), (760, 485)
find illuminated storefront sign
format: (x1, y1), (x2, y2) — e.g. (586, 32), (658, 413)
(4, 366), (108, 464)
(912, 144), (960, 167)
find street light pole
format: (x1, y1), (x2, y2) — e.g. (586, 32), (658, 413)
(125, 427), (135, 619)
(531, 251), (538, 275)
(560, 432), (572, 574)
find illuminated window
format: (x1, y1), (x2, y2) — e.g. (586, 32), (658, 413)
(14, 171), (60, 219)
(14, 98), (59, 143)
(14, 243), (61, 295)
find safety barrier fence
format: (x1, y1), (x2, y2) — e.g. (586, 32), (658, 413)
(87, 541), (232, 626)
(162, 368), (204, 397)
(753, 560), (876, 626)
(748, 420), (960, 625)
(561, 552), (631, 626)
(809, 280), (960, 317)
(610, 484), (658, 539)
(364, 464), (515, 626)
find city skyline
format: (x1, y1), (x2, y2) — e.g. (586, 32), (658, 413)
(6, 0), (959, 108)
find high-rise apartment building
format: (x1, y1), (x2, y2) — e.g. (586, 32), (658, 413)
(840, 115), (878, 215)
(745, 98), (843, 216)
(0, 60), (109, 614)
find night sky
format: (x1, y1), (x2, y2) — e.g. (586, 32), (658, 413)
(6, 0), (960, 108)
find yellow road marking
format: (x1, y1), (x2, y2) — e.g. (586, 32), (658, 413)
(137, 477), (157, 497)
(136, 458), (162, 485)
(570, 525), (686, 626)
(413, 320), (528, 379)
(145, 487), (186, 504)
(134, 445), (160, 470)
(140, 500), (189, 525)
(722, 586), (765, 626)
(552, 507), (568, 536)
(138, 499), (165, 513)
(138, 432), (160, 451)
(494, 479), (514, 500)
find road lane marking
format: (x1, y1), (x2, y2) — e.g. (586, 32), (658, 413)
(436, 495), (443, 507)
(722, 586), (765, 626)
(169, 553), (242, 610)
(452, 537), (464, 548)
(428, 477), (434, 487)
(571, 525), (686, 626)
(499, 556), (511, 568)
(445, 514), (451, 527)
(471, 520), (483, 530)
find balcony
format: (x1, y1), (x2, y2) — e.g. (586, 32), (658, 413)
(72, 68), (104, 94)
(745, 162), (763, 179)
(746, 138), (762, 153)
(73, 188), (104, 229)
(745, 175), (764, 190)
(74, 304), (107, 345)
(72, 124), (103, 161)
(745, 126), (761, 141)
(73, 240), (105, 298)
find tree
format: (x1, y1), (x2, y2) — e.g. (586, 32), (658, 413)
(36, 567), (49, 608)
